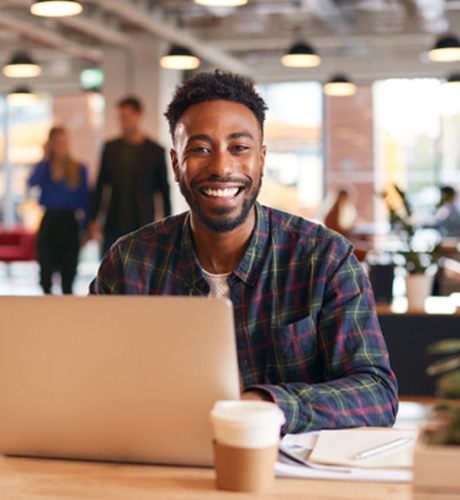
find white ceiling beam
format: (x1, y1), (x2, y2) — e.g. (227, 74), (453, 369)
(57, 15), (132, 47)
(212, 33), (434, 52)
(0, 12), (103, 63)
(94, 0), (254, 77)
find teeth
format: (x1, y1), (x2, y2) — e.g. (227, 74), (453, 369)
(203, 187), (239, 198)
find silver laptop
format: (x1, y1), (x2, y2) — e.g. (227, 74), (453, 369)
(0, 296), (240, 466)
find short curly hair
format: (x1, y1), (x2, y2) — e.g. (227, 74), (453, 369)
(164, 70), (268, 140)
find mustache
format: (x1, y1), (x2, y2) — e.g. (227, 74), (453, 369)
(191, 174), (252, 189)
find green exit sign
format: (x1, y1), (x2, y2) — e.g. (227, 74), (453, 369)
(80, 68), (104, 91)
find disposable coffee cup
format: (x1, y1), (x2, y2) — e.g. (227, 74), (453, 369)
(210, 400), (285, 493)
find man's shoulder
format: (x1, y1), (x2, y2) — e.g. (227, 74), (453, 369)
(113, 212), (188, 252)
(262, 204), (352, 253)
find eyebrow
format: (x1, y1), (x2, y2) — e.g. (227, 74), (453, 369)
(187, 131), (255, 143)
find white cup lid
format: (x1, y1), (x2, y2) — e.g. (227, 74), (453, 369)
(211, 400), (285, 428)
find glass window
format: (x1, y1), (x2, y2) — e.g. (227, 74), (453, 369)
(374, 78), (460, 221)
(257, 82), (323, 220)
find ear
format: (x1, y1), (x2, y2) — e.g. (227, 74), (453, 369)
(170, 149), (180, 183)
(259, 144), (267, 178)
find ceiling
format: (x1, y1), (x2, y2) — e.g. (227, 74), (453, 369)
(1, 0), (460, 92)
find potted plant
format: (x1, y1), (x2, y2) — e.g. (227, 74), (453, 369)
(381, 184), (441, 310)
(413, 339), (460, 496)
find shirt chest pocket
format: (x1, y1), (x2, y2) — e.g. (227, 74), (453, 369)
(266, 316), (320, 383)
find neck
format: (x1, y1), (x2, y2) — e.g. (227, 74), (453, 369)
(124, 129), (145, 144)
(191, 207), (256, 275)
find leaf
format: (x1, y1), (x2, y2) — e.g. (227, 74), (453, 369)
(436, 371), (460, 400)
(427, 339), (460, 355)
(427, 355), (460, 376)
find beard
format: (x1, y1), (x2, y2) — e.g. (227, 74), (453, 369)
(179, 175), (262, 233)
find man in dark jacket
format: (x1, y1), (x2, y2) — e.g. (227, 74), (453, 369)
(89, 96), (171, 254)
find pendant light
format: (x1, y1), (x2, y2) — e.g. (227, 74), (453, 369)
(428, 34), (460, 62)
(324, 75), (357, 97)
(281, 42), (321, 68)
(160, 45), (200, 70)
(8, 87), (38, 105)
(3, 52), (41, 78)
(30, 0), (83, 17)
(195, 0), (247, 6)
(447, 73), (460, 85)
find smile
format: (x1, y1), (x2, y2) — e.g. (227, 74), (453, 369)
(201, 187), (242, 198)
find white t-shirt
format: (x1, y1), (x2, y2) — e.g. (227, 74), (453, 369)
(201, 269), (231, 300)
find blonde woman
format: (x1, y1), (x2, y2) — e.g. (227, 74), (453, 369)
(28, 126), (89, 294)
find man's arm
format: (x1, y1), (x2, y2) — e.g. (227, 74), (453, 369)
(89, 245), (123, 294)
(245, 245), (398, 434)
(89, 144), (110, 224)
(155, 149), (171, 218)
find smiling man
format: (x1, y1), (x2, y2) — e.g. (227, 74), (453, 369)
(90, 71), (398, 434)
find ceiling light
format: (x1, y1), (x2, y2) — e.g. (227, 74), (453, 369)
(324, 75), (357, 97)
(281, 42), (321, 68)
(3, 52), (41, 78)
(30, 0), (83, 17)
(160, 45), (200, 70)
(7, 87), (38, 106)
(428, 34), (460, 62)
(447, 73), (460, 86)
(194, 0), (247, 6)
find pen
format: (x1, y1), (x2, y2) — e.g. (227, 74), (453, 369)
(353, 437), (413, 461)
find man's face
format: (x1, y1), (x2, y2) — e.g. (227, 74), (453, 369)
(171, 100), (266, 233)
(118, 105), (142, 137)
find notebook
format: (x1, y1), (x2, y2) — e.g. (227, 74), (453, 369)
(308, 428), (417, 469)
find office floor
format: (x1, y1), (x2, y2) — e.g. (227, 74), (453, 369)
(0, 241), (100, 296)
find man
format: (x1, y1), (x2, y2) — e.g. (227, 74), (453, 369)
(433, 185), (460, 237)
(90, 71), (398, 434)
(89, 96), (171, 254)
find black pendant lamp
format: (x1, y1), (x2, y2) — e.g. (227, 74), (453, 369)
(447, 73), (460, 85)
(160, 45), (200, 70)
(195, 0), (247, 5)
(428, 34), (460, 62)
(31, 0), (83, 17)
(281, 42), (321, 68)
(324, 74), (357, 97)
(3, 52), (41, 78)
(8, 86), (38, 105)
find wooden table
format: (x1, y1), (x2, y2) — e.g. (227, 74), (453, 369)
(0, 456), (413, 499)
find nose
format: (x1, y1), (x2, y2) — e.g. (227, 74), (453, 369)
(206, 148), (234, 178)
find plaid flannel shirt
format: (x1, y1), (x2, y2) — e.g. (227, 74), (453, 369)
(89, 203), (398, 434)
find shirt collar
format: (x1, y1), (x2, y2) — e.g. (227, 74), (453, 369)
(180, 202), (270, 288)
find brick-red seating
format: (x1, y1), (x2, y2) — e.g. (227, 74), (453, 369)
(0, 228), (37, 262)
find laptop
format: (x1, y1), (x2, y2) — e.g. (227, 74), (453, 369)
(0, 295), (240, 466)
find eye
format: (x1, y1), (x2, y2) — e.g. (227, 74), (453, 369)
(231, 144), (250, 153)
(190, 146), (211, 154)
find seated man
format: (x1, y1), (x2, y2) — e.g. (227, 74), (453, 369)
(90, 71), (398, 434)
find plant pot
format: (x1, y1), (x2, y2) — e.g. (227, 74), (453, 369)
(405, 273), (433, 311)
(413, 424), (460, 498)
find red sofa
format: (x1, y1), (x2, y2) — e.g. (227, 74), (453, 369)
(0, 228), (37, 263)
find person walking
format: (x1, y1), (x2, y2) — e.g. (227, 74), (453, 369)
(28, 126), (89, 294)
(89, 96), (171, 254)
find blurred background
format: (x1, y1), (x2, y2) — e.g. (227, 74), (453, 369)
(0, 0), (460, 300)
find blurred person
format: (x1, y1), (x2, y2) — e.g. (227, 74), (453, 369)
(432, 186), (460, 237)
(28, 126), (89, 294)
(89, 96), (171, 254)
(323, 188), (357, 238)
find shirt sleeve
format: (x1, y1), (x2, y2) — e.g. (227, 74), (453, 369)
(28, 161), (47, 188)
(246, 243), (399, 434)
(89, 244), (124, 294)
(90, 144), (109, 222)
(78, 165), (90, 230)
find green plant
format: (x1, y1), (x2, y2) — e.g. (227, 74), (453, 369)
(381, 183), (441, 274)
(426, 338), (460, 445)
